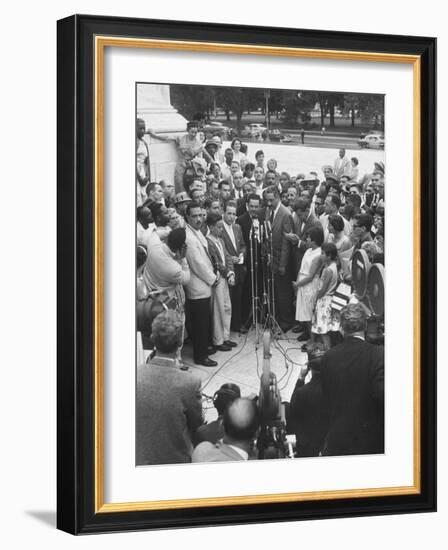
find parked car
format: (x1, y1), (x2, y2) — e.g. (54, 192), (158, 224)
(203, 121), (232, 139)
(265, 128), (282, 141)
(358, 134), (385, 149)
(280, 134), (294, 143)
(241, 123), (267, 138)
(359, 130), (384, 139)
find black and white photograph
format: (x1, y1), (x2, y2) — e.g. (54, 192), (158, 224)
(135, 82), (385, 466)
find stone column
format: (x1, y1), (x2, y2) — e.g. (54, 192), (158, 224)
(137, 84), (187, 187)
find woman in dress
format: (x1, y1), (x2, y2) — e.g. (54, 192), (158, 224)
(327, 214), (352, 254)
(230, 138), (247, 169)
(311, 243), (340, 350)
(349, 156), (360, 181)
(293, 225), (324, 345)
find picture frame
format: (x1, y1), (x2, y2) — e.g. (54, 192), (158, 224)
(57, 14), (436, 534)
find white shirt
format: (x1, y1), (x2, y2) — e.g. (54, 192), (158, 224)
(227, 444), (249, 460)
(223, 221), (237, 251)
(270, 202), (281, 223)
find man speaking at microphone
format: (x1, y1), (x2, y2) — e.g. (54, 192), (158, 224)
(236, 193), (262, 330)
(263, 185), (294, 332)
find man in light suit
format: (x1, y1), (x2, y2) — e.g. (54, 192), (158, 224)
(333, 148), (351, 179)
(136, 311), (204, 465)
(185, 203), (219, 367)
(221, 200), (247, 332)
(192, 398), (259, 462)
(264, 185), (294, 332)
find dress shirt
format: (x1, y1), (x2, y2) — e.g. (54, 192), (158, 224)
(223, 221), (237, 251)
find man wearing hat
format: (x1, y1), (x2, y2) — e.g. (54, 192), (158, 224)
(173, 191), (192, 219)
(211, 135), (225, 163)
(204, 139), (220, 164)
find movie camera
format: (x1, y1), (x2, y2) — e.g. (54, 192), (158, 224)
(351, 249), (385, 344)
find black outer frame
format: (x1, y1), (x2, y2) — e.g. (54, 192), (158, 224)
(57, 14), (436, 535)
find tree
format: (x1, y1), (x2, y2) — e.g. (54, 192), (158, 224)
(343, 93), (360, 127)
(215, 87), (264, 132)
(170, 85), (215, 120)
(282, 90), (317, 126)
(357, 94), (385, 129)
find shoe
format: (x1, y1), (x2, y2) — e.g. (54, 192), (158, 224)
(239, 326), (248, 334)
(301, 342), (311, 352)
(215, 344), (232, 352)
(195, 357), (218, 367)
(207, 346), (217, 355)
(224, 340), (237, 348)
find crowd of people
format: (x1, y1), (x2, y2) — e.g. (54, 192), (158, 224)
(136, 117), (385, 465)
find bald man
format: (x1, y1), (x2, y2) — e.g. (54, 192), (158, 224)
(192, 398), (259, 462)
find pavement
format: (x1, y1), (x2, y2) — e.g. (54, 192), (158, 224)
(145, 327), (308, 424)
(223, 140), (385, 179)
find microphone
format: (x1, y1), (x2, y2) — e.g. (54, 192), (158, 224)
(252, 218), (260, 241)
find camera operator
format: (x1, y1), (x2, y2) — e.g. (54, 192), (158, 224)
(195, 383), (241, 445)
(192, 398), (259, 462)
(136, 310), (203, 465)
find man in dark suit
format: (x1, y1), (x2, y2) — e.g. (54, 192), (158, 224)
(287, 344), (330, 457)
(285, 196), (323, 280)
(236, 193), (263, 330)
(264, 185), (294, 332)
(319, 303), (384, 456)
(221, 200), (247, 332)
(192, 398), (259, 462)
(136, 311), (204, 465)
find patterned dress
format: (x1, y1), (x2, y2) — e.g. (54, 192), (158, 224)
(312, 262), (340, 334)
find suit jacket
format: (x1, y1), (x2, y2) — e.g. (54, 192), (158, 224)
(236, 211), (253, 250)
(195, 418), (224, 445)
(288, 373), (330, 457)
(206, 236), (234, 277)
(184, 224), (216, 300)
(192, 440), (246, 462)
(136, 360), (203, 465)
(221, 222), (247, 284)
(265, 203), (293, 273)
(319, 337), (384, 456)
(235, 196), (247, 217)
(292, 212), (323, 272)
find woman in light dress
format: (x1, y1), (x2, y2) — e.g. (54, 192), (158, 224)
(312, 242), (340, 350)
(293, 226), (325, 344)
(147, 121), (213, 193)
(230, 138), (247, 169)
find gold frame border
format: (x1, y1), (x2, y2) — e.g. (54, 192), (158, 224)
(94, 36), (422, 513)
